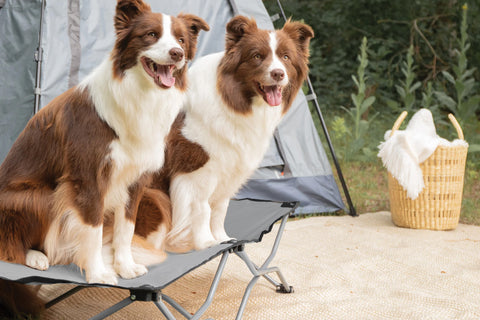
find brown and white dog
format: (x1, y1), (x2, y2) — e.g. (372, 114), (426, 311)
(135, 16), (313, 253)
(0, 0), (208, 301)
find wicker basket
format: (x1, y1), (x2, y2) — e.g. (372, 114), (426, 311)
(387, 111), (468, 230)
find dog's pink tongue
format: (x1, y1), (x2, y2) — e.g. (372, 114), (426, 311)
(264, 85), (282, 106)
(156, 65), (175, 88)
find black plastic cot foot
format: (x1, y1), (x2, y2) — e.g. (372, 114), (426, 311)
(276, 284), (294, 294)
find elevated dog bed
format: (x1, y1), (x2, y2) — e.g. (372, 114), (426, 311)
(0, 199), (296, 319)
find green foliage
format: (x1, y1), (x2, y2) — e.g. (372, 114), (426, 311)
(433, 4), (480, 153)
(264, 0), (480, 112)
(338, 37), (378, 161)
(394, 45), (422, 113)
(264, 0), (480, 165)
(330, 116), (349, 160)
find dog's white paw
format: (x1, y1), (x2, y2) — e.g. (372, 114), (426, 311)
(212, 229), (234, 243)
(115, 262), (148, 279)
(25, 250), (49, 271)
(194, 237), (220, 251)
(86, 269), (118, 285)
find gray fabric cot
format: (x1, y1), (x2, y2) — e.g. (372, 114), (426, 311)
(0, 200), (296, 319)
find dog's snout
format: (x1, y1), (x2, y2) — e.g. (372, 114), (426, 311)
(169, 48), (184, 62)
(270, 69), (285, 82)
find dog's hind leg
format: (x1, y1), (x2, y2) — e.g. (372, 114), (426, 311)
(0, 187), (52, 265)
(166, 175), (196, 252)
(25, 250), (49, 270)
(46, 182), (117, 285)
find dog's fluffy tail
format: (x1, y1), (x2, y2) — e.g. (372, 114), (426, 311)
(0, 279), (44, 318)
(131, 235), (168, 266)
(102, 233), (167, 267)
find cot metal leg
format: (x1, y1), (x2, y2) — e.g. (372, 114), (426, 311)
(160, 294), (193, 319)
(160, 250), (230, 320)
(234, 214), (292, 320)
(45, 285), (87, 309)
(89, 290), (169, 320)
(89, 295), (135, 320)
(153, 298), (177, 320)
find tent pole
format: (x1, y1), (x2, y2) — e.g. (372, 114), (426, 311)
(274, 0), (357, 216)
(305, 77), (357, 216)
(34, 0), (46, 114)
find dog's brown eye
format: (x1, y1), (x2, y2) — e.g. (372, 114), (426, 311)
(147, 32), (157, 38)
(253, 54), (261, 60)
(283, 55), (289, 60)
(178, 38), (184, 43)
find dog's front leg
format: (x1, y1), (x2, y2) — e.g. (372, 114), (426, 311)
(112, 206), (148, 279)
(210, 198), (234, 243)
(112, 181), (148, 279)
(191, 200), (217, 250)
(83, 225), (118, 285)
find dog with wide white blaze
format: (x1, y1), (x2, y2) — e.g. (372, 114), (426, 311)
(0, 0), (209, 315)
(134, 16), (313, 253)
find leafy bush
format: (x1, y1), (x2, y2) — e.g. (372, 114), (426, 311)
(265, 0), (480, 165)
(336, 37), (378, 161)
(434, 4), (480, 150)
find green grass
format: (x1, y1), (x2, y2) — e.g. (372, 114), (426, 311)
(459, 161), (480, 225)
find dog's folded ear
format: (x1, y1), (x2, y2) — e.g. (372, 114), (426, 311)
(178, 14), (210, 37)
(177, 14), (210, 60)
(281, 20), (314, 56)
(114, 0), (152, 33)
(225, 15), (258, 52)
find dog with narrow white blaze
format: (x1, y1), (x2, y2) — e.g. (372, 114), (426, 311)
(134, 16), (313, 253)
(0, 0), (209, 315)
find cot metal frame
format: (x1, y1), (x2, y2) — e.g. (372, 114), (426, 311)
(42, 213), (292, 320)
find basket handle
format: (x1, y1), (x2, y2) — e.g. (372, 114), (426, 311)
(389, 111), (408, 137)
(447, 113), (464, 140)
(389, 111), (464, 140)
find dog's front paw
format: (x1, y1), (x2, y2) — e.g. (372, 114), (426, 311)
(25, 250), (49, 271)
(213, 232), (235, 244)
(212, 227), (233, 244)
(194, 238), (220, 251)
(115, 262), (148, 279)
(87, 269), (118, 285)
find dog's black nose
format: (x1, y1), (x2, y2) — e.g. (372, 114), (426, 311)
(169, 48), (184, 62)
(270, 69), (285, 81)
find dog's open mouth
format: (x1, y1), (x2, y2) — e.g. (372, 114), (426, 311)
(256, 82), (283, 106)
(141, 57), (176, 88)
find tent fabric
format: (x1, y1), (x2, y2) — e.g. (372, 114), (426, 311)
(237, 175), (344, 214)
(0, 0), (41, 162)
(0, 0), (345, 214)
(0, 200), (293, 291)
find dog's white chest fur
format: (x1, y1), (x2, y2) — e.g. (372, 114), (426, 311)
(183, 52), (283, 196)
(83, 58), (183, 208)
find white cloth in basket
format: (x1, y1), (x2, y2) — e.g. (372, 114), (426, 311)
(378, 109), (464, 200)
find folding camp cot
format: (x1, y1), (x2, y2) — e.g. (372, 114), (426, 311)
(0, 199), (296, 319)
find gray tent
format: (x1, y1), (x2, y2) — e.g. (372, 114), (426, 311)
(0, 0), (349, 215)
